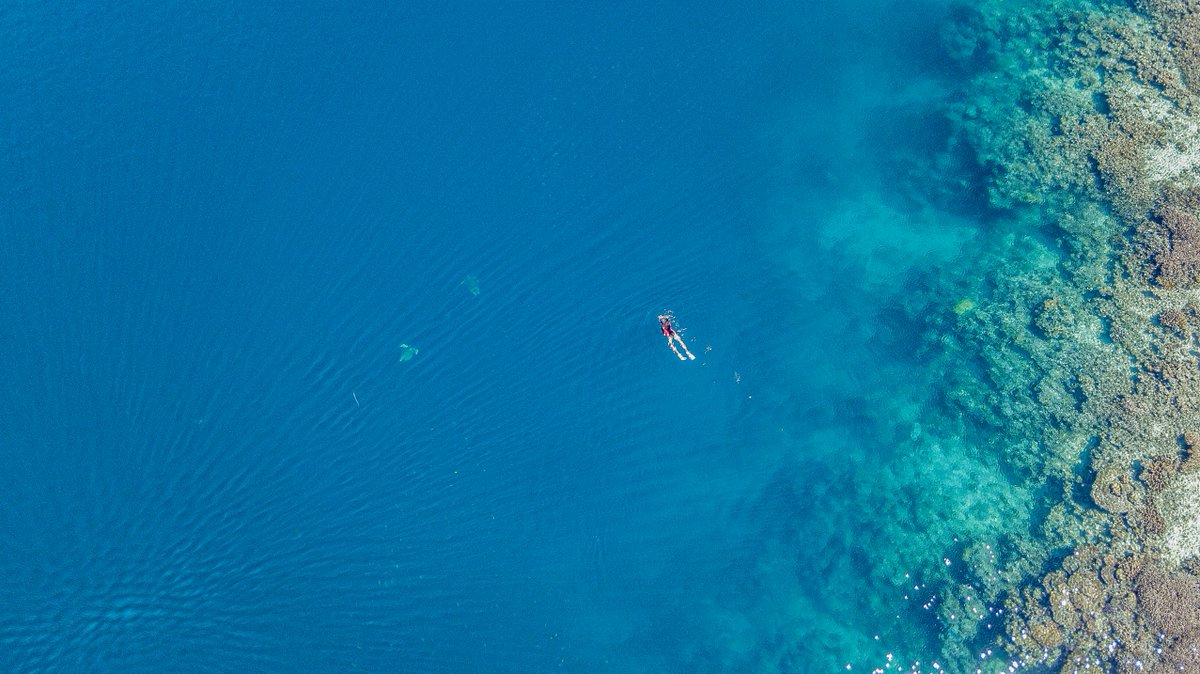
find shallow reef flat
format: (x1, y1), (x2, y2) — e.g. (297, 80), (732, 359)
(921, 0), (1200, 669)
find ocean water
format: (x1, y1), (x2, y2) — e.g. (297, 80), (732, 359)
(0, 1), (1033, 672)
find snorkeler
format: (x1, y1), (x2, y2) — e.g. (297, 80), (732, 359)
(658, 312), (696, 361)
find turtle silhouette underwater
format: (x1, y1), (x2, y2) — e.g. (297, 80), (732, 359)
(398, 343), (419, 362)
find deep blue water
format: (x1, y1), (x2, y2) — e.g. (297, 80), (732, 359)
(0, 1), (995, 672)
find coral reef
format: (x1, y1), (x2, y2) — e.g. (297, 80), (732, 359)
(1139, 188), (1200, 288)
(908, 0), (1200, 668)
(1004, 546), (1200, 672)
(1138, 0), (1200, 93)
(755, 0), (1200, 668)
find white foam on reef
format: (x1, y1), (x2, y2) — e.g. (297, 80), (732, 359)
(1158, 471), (1200, 564)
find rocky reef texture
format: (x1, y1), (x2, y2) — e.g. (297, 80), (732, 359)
(931, 0), (1200, 669)
(1003, 547), (1200, 671)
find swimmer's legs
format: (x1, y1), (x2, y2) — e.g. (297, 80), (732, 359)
(673, 334), (696, 360)
(666, 337), (687, 360)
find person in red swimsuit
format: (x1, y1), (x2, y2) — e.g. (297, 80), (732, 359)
(658, 312), (696, 360)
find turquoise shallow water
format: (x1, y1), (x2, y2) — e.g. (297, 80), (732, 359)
(0, 1), (1056, 671)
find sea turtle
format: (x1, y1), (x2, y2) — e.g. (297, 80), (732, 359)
(398, 343), (419, 363)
